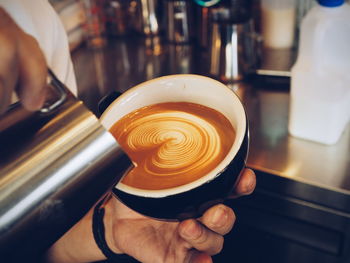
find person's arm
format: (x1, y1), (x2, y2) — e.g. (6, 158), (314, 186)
(44, 204), (106, 263)
(46, 168), (256, 263)
(0, 7), (47, 114)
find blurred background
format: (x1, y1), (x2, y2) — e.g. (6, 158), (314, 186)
(49, 0), (318, 77)
(47, 1), (350, 262)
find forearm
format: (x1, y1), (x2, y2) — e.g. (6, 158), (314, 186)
(45, 207), (106, 263)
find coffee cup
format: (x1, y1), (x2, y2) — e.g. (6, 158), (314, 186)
(100, 74), (249, 220)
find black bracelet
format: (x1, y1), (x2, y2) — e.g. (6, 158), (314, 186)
(92, 197), (139, 263)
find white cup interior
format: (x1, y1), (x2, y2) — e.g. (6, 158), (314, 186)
(100, 74), (247, 198)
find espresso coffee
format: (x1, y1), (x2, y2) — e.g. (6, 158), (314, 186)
(110, 102), (235, 190)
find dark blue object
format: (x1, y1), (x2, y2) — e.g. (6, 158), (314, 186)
(318, 0), (344, 7)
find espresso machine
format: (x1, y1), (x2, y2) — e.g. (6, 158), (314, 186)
(0, 71), (132, 261)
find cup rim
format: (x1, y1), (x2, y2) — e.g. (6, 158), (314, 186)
(100, 74), (247, 198)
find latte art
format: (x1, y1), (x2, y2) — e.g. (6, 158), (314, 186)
(110, 102), (235, 190)
(126, 111), (221, 175)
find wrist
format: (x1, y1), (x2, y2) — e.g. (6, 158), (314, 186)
(92, 196), (139, 263)
(99, 197), (124, 254)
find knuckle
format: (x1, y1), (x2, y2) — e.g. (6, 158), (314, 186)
(20, 33), (47, 70)
(0, 33), (17, 62)
(195, 229), (209, 245)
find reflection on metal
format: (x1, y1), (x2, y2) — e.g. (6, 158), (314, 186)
(165, 0), (192, 44)
(196, 6), (210, 48)
(209, 19), (256, 82)
(93, 50), (109, 94)
(226, 82), (251, 100)
(104, 0), (131, 36)
(144, 36), (163, 55)
(132, 0), (161, 36)
(0, 73), (132, 259)
(256, 47), (296, 77)
(169, 45), (193, 73)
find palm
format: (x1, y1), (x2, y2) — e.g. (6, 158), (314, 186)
(109, 198), (194, 263)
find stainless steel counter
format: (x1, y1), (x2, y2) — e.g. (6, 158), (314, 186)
(242, 81), (350, 195)
(71, 36), (350, 198)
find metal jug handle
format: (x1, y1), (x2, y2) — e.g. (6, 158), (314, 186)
(40, 69), (68, 114)
(0, 69), (69, 134)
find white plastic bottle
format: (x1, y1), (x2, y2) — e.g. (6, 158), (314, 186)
(289, 0), (350, 145)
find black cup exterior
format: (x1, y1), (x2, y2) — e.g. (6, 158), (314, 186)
(112, 121), (249, 220)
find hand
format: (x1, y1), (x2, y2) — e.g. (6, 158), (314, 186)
(46, 168), (256, 263)
(104, 168), (255, 263)
(0, 8), (47, 114)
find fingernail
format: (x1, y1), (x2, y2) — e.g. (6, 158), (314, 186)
(182, 220), (201, 239)
(211, 207), (227, 227)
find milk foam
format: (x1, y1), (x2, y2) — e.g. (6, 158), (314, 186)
(125, 111), (221, 176)
(110, 102), (235, 190)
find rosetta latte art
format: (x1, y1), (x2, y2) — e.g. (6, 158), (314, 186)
(110, 102), (235, 190)
(126, 112), (221, 176)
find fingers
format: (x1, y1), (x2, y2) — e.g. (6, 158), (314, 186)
(17, 33), (47, 111)
(0, 58), (17, 114)
(186, 251), (213, 263)
(230, 168), (256, 198)
(200, 204), (236, 235)
(179, 219), (224, 256)
(178, 168), (254, 258)
(0, 10), (19, 114)
(0, 8), (47, 114)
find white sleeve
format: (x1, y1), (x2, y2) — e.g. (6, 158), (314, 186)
(45, 1), (78, 96)
(0, 0), (78, 96)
